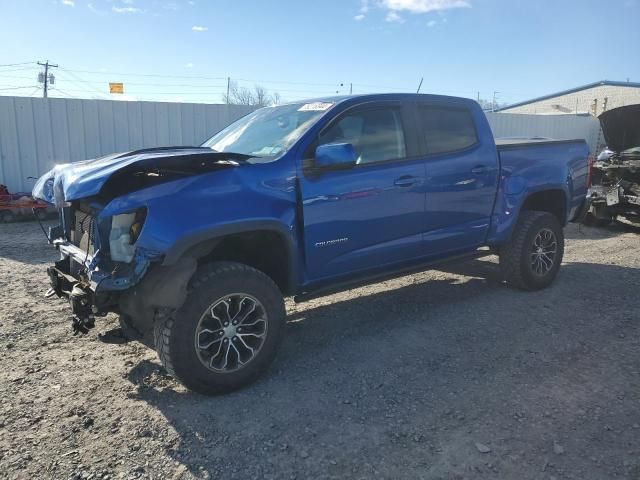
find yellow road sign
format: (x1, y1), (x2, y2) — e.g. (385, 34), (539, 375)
(109, 83), (124, 94)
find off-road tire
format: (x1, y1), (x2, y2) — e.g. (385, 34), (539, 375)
(500, 211), (564, 291)
(153, 261), (286, 395)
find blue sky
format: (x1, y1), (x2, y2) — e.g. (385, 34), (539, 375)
(1, 0), (639, 105)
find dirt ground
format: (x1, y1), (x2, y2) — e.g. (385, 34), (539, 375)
(0, 220), (638, 480)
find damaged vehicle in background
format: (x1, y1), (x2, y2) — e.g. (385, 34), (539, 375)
(33, 93), (590, 395)
(586, 104), (640, 226)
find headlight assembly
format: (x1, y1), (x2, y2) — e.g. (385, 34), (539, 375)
(109, 208), (146, 263)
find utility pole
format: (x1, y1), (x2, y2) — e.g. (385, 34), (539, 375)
(37, 60), (58, 98)
(349, 83), (353, 95)
(416, 77), (424, 94)
(226, 76), (231, 104)
(492, 91), (499, 112)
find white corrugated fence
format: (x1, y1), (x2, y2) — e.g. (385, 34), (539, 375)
(0, 96), (601, 192)
(0, 96), (254, 192)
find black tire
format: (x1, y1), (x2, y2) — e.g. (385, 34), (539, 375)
(1, 211), (15, 223)
(500, 211), (564, 291)
(154, 261), (286, 395)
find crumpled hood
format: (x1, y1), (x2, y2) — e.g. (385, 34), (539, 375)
(599, 104), (640, 153)
(32, 146), (238, 207)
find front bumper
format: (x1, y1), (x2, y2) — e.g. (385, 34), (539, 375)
(50, 238), (154, 293)
(46, 236), (156, 334)
(46, 255), (98, 335)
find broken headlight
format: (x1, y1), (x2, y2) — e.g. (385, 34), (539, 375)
(109, 208), (146, 263)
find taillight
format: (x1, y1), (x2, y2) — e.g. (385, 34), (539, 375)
(586, 154), (594, 188)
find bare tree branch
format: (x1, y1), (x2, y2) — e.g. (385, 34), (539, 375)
(223, 81), (281, 107)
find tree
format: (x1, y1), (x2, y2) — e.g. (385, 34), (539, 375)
(477, 98), (507, 111)
(223, 81), (281, 107)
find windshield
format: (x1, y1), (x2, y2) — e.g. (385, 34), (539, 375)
(201, 102), (334, 158)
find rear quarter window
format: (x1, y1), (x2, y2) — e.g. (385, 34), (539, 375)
(419, 107), (478, 155)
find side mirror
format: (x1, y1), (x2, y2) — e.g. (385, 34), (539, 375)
(314, 143), (357, 170)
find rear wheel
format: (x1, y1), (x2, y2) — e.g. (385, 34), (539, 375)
(154, 262), (286, 395)
(500, 211), (564, 290)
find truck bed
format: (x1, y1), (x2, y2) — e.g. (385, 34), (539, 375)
(492, 137), (590, 227)
(495, 137), (586, 149)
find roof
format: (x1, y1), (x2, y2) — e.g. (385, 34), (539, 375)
(281, 92), (479, 108)
(496, 80), (640, 112)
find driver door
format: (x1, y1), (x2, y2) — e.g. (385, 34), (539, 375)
(298, 102), (426, 282)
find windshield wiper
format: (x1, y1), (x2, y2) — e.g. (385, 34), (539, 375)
(204, 149), (263, 161)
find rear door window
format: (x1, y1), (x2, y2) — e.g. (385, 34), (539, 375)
(418, 107), (478, 155)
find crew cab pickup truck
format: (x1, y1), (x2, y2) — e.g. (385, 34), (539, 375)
(33, 94), (590, 394)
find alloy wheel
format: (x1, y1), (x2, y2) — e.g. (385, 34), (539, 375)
(194, 294), (268, 373)
(530, 228), (557, 276)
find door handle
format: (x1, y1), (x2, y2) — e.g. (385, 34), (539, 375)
(471, 165), (495, 175)
(394, 175), (419, 187)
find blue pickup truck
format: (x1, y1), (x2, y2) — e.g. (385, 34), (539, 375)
(33, 94), (590, 394)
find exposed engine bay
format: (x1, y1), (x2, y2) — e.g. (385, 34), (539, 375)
(588, 105), (640, 224)
(34, 147), (249, 335)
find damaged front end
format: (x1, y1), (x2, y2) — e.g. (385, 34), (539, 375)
(45, 202), (161, 334)
(34, 147), (241, 335)
(588, 105), (640, 224)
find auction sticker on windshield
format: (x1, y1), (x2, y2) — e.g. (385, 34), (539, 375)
(298, 102), (334, 112)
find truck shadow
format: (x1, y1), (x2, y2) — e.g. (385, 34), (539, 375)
(124, 260), (639, 478)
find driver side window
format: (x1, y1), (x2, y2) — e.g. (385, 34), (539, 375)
(319, 107), (407, 165)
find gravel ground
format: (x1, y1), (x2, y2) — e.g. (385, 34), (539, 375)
(0, 220), (638, 480)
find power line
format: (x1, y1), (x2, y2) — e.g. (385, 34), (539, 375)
(0, 85), (39, 91)
(0, 66), (40, 74)
(0, 74), (41, 80)
(26, 86), (43, 97)
(56, 74), (228, 88)
(51, 88), (78, 99)
(56, 70), (112, 100)
(235, 77), (343, 88)
(0, 61), (36, 68)
(53, 88), (228, 96)
(63, 67), (227, 81)
(57, 66), (437, 96)
(59, 69), (337, 95)
(61, 67), (361, 89)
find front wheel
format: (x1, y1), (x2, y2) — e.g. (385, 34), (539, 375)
(154, 262), (286, 395)
(500, 211), (564, 290)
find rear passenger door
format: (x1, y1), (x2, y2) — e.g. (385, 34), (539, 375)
(416, 104), (499, 255)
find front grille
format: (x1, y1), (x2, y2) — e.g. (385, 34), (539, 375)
(71, 208), (95, 255)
